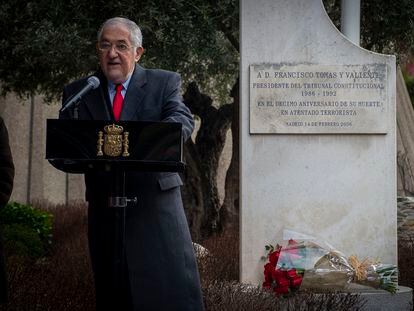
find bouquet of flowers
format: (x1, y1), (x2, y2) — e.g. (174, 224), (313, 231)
(263, 240), (305, 295)
(262, 235), (398, 295)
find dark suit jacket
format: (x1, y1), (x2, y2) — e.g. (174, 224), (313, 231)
(60, 65), (203, 310)
(0, 117), (14, 303)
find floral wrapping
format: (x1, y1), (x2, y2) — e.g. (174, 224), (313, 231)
(263, 238), (398, 295)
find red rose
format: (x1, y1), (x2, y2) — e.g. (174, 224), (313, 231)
(275, 285), (289, 295)
(262, 281), (272, 289)
(290, 275), (303, 288)
(286, 269), (297, 278)
(264, 263), (274, 282)
(276, 276), (290, 288)
(271, 268), (284, 281)
(269, 249), (280, 266)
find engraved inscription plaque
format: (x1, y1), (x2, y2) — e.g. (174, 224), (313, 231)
(250, 64), (388, 134)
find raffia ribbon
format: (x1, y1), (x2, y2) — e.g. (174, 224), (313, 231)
(348, 255), (373, 281)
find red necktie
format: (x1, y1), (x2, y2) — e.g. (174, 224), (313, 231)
(113, 84), (124, 121)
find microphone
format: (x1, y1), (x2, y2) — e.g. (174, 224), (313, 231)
(60, 76), (100, 113)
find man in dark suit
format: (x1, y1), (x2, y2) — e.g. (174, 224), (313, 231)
(59, 17), (203, 310)
(0, 116), (14, 304)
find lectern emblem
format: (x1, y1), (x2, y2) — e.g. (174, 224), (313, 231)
(97, 124), (130, 157)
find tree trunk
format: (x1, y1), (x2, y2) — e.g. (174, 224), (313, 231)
(182, 82), (232, 239)
(181, 140), (204, 241)
(220, 79), (239, 231)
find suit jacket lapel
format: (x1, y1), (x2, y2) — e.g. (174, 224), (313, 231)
(120, 65), (147, 121)
(84, 71), (113, 120)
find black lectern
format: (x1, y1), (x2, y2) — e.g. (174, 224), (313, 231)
(46, 119), (184, 173)
(46, 119), (184, 305)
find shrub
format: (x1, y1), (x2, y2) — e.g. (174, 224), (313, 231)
(198, 229), (364, 310)
(0, 202), (95, 311)
(202, 281), (364, 311)
(2, 223), (45, 258)
(198, 228), (239, 283)
(0, 201), (53, 246)
(0, 202), (411, 310)
(398, 236), (414, 309)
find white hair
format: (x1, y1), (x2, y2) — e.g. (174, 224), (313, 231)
(97, 17), (143, 47)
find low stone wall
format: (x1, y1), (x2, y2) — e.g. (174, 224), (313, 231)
(0, 94), (84, 204)
(398, 196), (414, 239)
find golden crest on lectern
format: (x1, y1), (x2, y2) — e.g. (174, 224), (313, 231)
(97, 124), (130, 157)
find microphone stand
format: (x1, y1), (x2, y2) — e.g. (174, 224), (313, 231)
(73, 100), (81, 120)
(59, 97), (81, 120)
(109, 164), (137, 306)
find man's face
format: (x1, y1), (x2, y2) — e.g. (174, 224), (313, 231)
(97, 23), (144, 84)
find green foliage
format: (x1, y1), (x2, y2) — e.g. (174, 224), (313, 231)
(0, 0), (98, 101)
(323, 0), (414, 59)
(323, 0), (414, 104)
(0, 0), (238, 103)
(0, 201), (53, 246)
(3, 1), (409, 104)
(2, 223), (45, 258)
(360, 0), (414, 56)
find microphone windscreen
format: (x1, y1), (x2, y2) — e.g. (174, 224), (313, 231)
(87, 76), (100, 89)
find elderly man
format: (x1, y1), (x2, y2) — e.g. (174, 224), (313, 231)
(0, 116), (14, 304)
(60, 17), (203, 310)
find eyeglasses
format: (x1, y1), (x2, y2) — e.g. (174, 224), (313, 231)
(98, 42), (134, 53)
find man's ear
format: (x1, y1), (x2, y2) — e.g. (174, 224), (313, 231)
(135, 47), (145, 62)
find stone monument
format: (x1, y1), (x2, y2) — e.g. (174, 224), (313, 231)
(241, 0), (397, 287)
